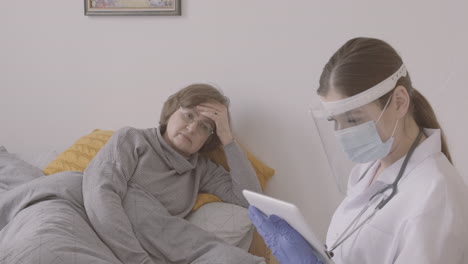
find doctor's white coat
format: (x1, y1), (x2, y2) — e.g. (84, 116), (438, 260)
(326, 129), (468, 264)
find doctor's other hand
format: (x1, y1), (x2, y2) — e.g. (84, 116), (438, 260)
(248, 206), (324, 264)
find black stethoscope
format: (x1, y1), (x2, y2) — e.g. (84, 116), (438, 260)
(324, 129), (424, 259)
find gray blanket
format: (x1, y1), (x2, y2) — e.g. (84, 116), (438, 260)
(0, 172), (121, 264)
(0, 149), (264, 264)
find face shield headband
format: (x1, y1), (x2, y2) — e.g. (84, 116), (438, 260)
(321, 64), (407, 117)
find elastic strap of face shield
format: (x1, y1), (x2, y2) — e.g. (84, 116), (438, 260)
(321, 64), (407, 116)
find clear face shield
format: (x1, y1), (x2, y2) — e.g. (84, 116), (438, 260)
(310, 64), (407, 194)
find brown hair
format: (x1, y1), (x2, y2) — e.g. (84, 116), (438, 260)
(318, 37), (452, 162)
(159, 83), (230, 153)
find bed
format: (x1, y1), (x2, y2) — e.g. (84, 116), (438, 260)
(0, 129), (279, 264)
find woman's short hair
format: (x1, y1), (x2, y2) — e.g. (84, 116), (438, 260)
(159, 83), (230, 152)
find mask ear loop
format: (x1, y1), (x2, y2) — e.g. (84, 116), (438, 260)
(375, 94), (400, 139)
(376, 95), (393, 124)
(390, 118), (400, 138)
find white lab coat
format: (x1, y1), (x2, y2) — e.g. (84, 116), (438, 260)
(326, 128), (468, 264)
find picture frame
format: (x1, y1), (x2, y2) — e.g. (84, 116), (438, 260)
(84, 0), (181, 16)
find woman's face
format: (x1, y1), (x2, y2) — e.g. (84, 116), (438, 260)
(163, 106), (215, 157)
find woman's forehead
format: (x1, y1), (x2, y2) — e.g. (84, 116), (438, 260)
(320, 89), (347, 102)
(331, 101), (382, 119)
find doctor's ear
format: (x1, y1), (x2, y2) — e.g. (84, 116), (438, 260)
(392, 86), (410, 118)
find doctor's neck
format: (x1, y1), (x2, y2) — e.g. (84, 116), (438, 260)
(374, 117), (426, 181)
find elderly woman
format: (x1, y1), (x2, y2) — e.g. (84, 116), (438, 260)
(83, 83), (265, 264)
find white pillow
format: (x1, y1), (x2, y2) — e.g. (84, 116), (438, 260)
(185, 202), (254, 251)
(0, 146), (46, 192)
(14, 149), (60, 170)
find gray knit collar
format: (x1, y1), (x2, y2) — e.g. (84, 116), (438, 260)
(155, 127), (199, 174)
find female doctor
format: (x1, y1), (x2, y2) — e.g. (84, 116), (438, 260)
(248, 37), (468, 264)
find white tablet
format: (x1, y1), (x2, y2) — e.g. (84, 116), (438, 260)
(243, 189), (334, 263)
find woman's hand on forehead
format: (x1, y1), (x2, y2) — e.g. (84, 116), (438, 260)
(197, 103), (233, 145)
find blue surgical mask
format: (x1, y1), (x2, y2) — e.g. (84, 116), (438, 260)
(334, 97), (399, 163)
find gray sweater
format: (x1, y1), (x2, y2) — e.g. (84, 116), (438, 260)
(83, 127), (262, 264)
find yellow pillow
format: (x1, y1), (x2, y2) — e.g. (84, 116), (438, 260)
(43, 129), (275, 211)
(43, 129), (114, 175)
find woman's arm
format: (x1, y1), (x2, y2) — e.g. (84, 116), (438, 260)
(197, 103), (262, 207)
(83, 127), (153, 264)
(199, 140), (262, 207)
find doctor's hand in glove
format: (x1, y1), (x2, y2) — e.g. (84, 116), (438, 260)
(248, 205), (324, 264)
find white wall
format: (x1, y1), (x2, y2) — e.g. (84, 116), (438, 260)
(1, 0), (467, 240)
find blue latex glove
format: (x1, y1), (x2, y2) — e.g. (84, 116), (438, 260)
(248, 205), (324, 264)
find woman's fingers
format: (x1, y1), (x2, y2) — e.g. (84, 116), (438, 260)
(197, 103), (226, 117)
(196, 103), (233, 145)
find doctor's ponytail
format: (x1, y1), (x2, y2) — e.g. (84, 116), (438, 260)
(410, 88), (452, 163)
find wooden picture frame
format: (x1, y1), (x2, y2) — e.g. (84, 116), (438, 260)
(84, 0), (181, 16)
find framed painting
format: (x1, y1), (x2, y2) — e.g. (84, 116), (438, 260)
(84, 0), (181, 16)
